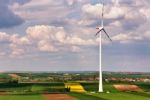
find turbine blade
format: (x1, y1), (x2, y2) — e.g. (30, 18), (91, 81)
(95, 28), (103, 36)
(102, 29), (112, 41)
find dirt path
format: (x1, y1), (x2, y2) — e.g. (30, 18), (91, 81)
(43, 94), (77, 100)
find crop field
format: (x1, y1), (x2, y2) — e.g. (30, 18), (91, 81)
(31, 83), (66, 92)
(0, 83), (66, 93)
(88, 92), (150, 100)
(135, 83), (150, 92)
(0, 72), (149, 100)
(0, 82), (149, 100)
(65, 83), (86, 92)
(0, 95), (45, 100)
(80, 82), (118, 92)
(71, 82), (150, 100)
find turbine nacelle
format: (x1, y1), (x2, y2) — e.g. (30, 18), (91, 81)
(95, 27), (112, 41)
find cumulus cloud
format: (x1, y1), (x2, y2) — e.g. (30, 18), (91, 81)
(81, 1), (146, 30)
(0, 25), (98, 57)
(37, 40), (58, 52)
(82, 3), (125, 20)
(1, 23), (147, 57)
(0, 32), (10, 41)
(0, 0), (149, 56)
(112, 33), (143, 43)
(11, 0), (71, 21)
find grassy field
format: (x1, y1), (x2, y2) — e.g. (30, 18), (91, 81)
(31, 83), (65, 92)
(0, 83), (66, 93)
(80, 82), (118, 92)
(0, 92), (149, 100)
(0, 83), (32, 92)
(135, 82), (150, 92)
(69, 92), (106, 100)
(0, 82), (149, 100)
(69, 92), (150, 100)
(89, 92), (150, 100)
(79, 82), (150, 100)
(0, 95), (45, 100)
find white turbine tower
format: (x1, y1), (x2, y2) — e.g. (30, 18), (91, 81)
(95, 1), (112, 92)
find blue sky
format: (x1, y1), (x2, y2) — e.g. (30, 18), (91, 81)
(0, 0), (150, 72)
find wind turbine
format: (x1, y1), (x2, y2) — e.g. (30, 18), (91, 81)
(95, 1), (112, 92)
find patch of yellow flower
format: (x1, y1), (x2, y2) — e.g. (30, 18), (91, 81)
(65, 82), (86, 92)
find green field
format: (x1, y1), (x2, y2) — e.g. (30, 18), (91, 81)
(0, 92), (149, 100)
(89, 92), (150, 100)
(0, 95), (45, 100)
(75, 82), (150, 100)
(0, 82), (149, 100)
(135, 83), (150, 92)
(69, 92), (106, 100)
(0, 83), (66, 93)
(31, 83), (65, 92)
(68, 91), (150, 100)
(80, 82), (118, 92)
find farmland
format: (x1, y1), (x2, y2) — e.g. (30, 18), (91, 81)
(0, 95), (45, 100)
(0, 72), (149, 100)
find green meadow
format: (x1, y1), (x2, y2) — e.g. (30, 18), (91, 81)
(0, 95), (45, 100)
(0, 82), (149, 100)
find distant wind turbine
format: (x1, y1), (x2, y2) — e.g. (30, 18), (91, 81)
(95, 1), (112, 92)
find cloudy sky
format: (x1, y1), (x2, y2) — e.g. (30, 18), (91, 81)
(0, 0), (150, 72)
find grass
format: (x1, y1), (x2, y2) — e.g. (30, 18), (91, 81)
(80, 82), (118, 92)
(69, 92), (106, 100)
(128, 92), (150, 98)
(89, 92), (150, 100)
(0, 94), (45, 100)
(80, 82), (150, 100)
(0, 82), (149, 100)
(0, 74), (11, 79)
(0, 83), (32, 92)
(80, 82), (98, 91)
(31, 83), (66, 92)
(135, 83), (150, 92)
(0, 83), (66, 93)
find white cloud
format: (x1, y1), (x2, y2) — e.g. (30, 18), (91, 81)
(0, 25), (99, 57)
(112, 0), (119, 6)
(109, 20), (121, 27)
(11, 0), (70, 21)
(66, 35), (95, 46)
(140, 7), (150, 21)
(144, 31), (150, 38)
(81, 2), (146, 30)
(38, 40), (58, 52)
(112, 33), (143, 43)
(82, 3), (126, 19)
(112, 34), (131, 41)
(0, 32), (10, 41)
(9, 42), (25, 57)
(105, 6), (125, 19)
(82, 3), (102, 19)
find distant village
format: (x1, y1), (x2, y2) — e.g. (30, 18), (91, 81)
(0, 72), (149, 83)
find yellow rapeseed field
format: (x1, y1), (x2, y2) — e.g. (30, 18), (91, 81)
(65, 83), (86, 92)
